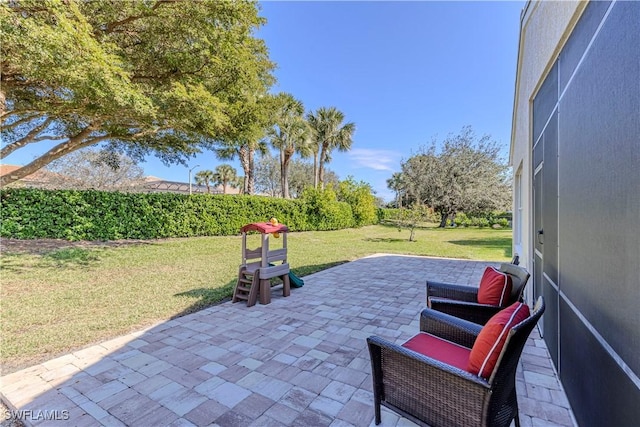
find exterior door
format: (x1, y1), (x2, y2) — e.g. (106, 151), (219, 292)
(532, 110), (560, 368)
(533, 149), (544, 326)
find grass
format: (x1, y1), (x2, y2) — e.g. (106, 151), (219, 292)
(0, 224), (511, 372)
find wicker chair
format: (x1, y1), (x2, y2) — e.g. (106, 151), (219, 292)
(367, 297), (545, 427)
(426, 263), (530, 325)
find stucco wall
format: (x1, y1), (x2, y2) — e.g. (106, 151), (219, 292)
(509, 0), (584, 298)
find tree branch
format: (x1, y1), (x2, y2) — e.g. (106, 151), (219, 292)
(0, 113), (40, 131)
(1, 117), (53, 158)
(97, 0), (179, 35)
(1, 126), (109, 187)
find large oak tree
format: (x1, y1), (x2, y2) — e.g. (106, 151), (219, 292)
(0, 0), (275, 186)
(400, 126), (511, 227)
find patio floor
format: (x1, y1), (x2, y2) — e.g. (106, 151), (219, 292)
(1, 255), (576, 427)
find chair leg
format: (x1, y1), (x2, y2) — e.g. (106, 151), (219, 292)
(514, 409), (521, 427)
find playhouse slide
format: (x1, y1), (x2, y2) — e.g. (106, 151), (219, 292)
(288, 271), (304, 288)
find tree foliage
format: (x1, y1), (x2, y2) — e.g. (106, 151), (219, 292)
(391, 205), (436, 242)
(213, 164), (237, 195)
(213, 94), (277, 195)
(386, 172), (407, 208)
(399, 126), (511, 227)
(266, 92), (312, 198)
(194, 170), (215, 194)
(288, 161), (339, 199)
(254, 153), (339, 199)
(254, 152), (281, 197)
(336, 176), (378, 226)
(44, 148), (145, 190)
(0, 0), (275, 186)
(306, 107), (355, 189)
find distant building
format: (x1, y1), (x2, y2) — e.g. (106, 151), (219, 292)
(511, 1), (639, 425)
(0, 165), (240, 195)
(0, 164), (62, 189)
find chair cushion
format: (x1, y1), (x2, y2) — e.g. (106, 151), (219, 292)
(468, 302), (530, 378)
(477, 266), (512, 306)
(402, 332), (471, 372)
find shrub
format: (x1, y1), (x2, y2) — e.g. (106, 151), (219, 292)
(0, 188), (369, 240)
(335, 177), (378, 226)
(299, 187), (355, 230)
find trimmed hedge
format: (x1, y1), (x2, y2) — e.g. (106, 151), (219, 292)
(453, 211), (512, 228)
(0, 188), (377, 240)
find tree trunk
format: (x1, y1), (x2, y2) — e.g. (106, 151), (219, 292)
(0, 89), (5, 117)
(439, 211), (449, 228)
(281, 148), (289, 199)
(239, 145), (252, 195)
(247, 148), (255, 195)
(318, 143), (327, 190)
(282, 159), (292, 199)
(313, 149), (319, 189)
(0, 124), (103, 187)
(409, 226), (416, 242)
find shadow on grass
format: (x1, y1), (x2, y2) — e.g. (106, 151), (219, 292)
(363, 237), (408, 243)
(0, 247), (104, 272)
(449, 237), (513, 258)
(172, 260), (349, 318)
(43, 247), (101, 266)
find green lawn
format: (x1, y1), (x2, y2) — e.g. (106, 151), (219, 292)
(0, 224), (511, 372)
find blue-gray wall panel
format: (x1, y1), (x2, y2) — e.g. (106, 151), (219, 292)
(560, 300), (640, 427)
(558, 0), (611, 92)
(533, 63), (558, 143)
(558, 0), (640, 375)
(542, 279), (559, 366)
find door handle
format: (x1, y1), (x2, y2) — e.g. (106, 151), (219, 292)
(537, 229), (544, 244)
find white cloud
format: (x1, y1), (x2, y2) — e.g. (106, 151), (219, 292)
(348, 148), (400, 171)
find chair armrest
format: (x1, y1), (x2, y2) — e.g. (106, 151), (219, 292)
(428, 298), (503, 326)
(419, 308), (482, 348)
(426, 280), (478, 302)
(367, 335), (490, 426)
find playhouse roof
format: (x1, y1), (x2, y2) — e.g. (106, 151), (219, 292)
(240, 222), (288, 234)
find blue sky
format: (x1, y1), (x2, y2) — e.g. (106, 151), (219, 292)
(5, 1), (525, 202)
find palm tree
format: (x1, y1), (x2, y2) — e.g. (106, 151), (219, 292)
(306, 107), (355, 189)
(213, 164), (237, 194)
(194, 170), (215, 193)
(233, 176), (245, 194)
(267, 93), (313, 198)
(214, 94), (274, 195)
(386, 172), (406, 207)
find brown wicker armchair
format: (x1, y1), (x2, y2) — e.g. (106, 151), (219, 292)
(367, 296), (544, 427)
(426, 263), (531, 325)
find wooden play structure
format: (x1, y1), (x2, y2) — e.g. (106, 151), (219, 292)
(232, 220), (291, 307)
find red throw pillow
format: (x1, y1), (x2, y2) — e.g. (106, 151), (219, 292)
(467, 302), (530, 379)
(477, 266), (512, 306)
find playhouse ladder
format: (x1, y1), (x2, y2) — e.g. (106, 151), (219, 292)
(232, 266), (261, 307)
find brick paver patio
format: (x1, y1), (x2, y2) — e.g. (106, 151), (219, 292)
(1, 255), (576, 426)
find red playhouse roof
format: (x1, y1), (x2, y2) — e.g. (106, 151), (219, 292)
(240, 222), (289, 234)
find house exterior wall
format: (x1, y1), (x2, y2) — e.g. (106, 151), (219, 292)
(510, 0), (585, 280)
(511, 1), (640, 425)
